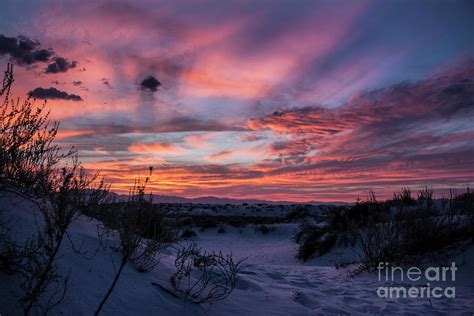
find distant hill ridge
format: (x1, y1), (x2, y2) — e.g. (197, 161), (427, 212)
(112, 193), (350, 206)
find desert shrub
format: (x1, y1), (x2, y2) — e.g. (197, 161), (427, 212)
(294, 224), (336, 261)
(254, 224), (275, 234)
(178, 217), (194, 227)
(352, 192), (474, 274)
(0, 64), (110, 314)
(0, 64), (75, 196)
(170, 243), (245, 304)
(196, 217), (218, 229)
(293, 223), (315, 244)
(130, 241), (163, 274)
(95, 169), (176, 315)
(0, 232), (20, 274)
(15, 232), (68, 315)
(90, 201), (176, 245)
(416, 187), (434, 211)
(285, 205), (311, 222)
(19, 162), (108, 315)
(352, 220), (400, 274)
(449, 188), (474, 215)
(335, 230), (358, 247)
(325, 206), (350, 232)
(389, 187), (416, 210)
(326, 192), (388, 233)
(291, 189), (473, 271)
(0, 215), (16, 273)
(343, 201), (387, 228)
(180, 228), (197, 239)
(2, 161), (109, 315)
(217, 224), (226, 234)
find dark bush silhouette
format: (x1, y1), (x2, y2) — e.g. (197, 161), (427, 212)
(294, 223), (336, 261)
(180, 228), (197, 239)
(0, 64), (75, 196)
(217, 224), (226, 234)
(285, 205), (311, 222)
(254, 224), (275, 234)
(390, 187), (416, 210)
(294, 188), (474, 266)
(349, 188), (474, 274)
(0, 64), (109, 315)
(19, 161), (108, 315)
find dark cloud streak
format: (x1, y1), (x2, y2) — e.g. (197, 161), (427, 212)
(0, 34), (77, 74)
(0, 34), (53, 65)
(45, 57), (77, 73)
(29, 87), (83, 101)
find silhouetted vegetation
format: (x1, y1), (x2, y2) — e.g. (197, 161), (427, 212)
(217, 224), (227, 234)
(294, 188), (474, 268)
(180, 228), (197, 239)
(0, 64), (108, 315)
(94, 169), (176, 315)
(294, 223), (336, 261)
(254, 224), (276, 235)
(285, 205), (311, 222)
(0, 64), (75, 196)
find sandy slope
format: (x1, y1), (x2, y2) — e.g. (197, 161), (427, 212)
(1, 192), (473, 315)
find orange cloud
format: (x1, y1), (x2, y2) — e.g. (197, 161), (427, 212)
(128, 142), (184, 155)
(183, 133), (217, 150)
(56, 129), (96, 140)
(204, 145), (269, 164)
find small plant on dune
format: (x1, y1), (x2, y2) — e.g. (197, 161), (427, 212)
(351, 219), (400, 275)
(416, 186), (434, 211)
(94, 168), (176, 316)
(170, 243), (245, 304)
(217, 224), (226, 234)
(17, 160), (108, 315)
(254, 224), (275, 235)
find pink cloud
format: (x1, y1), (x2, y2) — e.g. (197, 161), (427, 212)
(128, 142), (184, 155)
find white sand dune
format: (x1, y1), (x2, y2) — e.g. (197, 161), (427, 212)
(1, 192), (473, 315)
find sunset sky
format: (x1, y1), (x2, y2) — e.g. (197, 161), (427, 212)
(1, 0), (473, 201)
